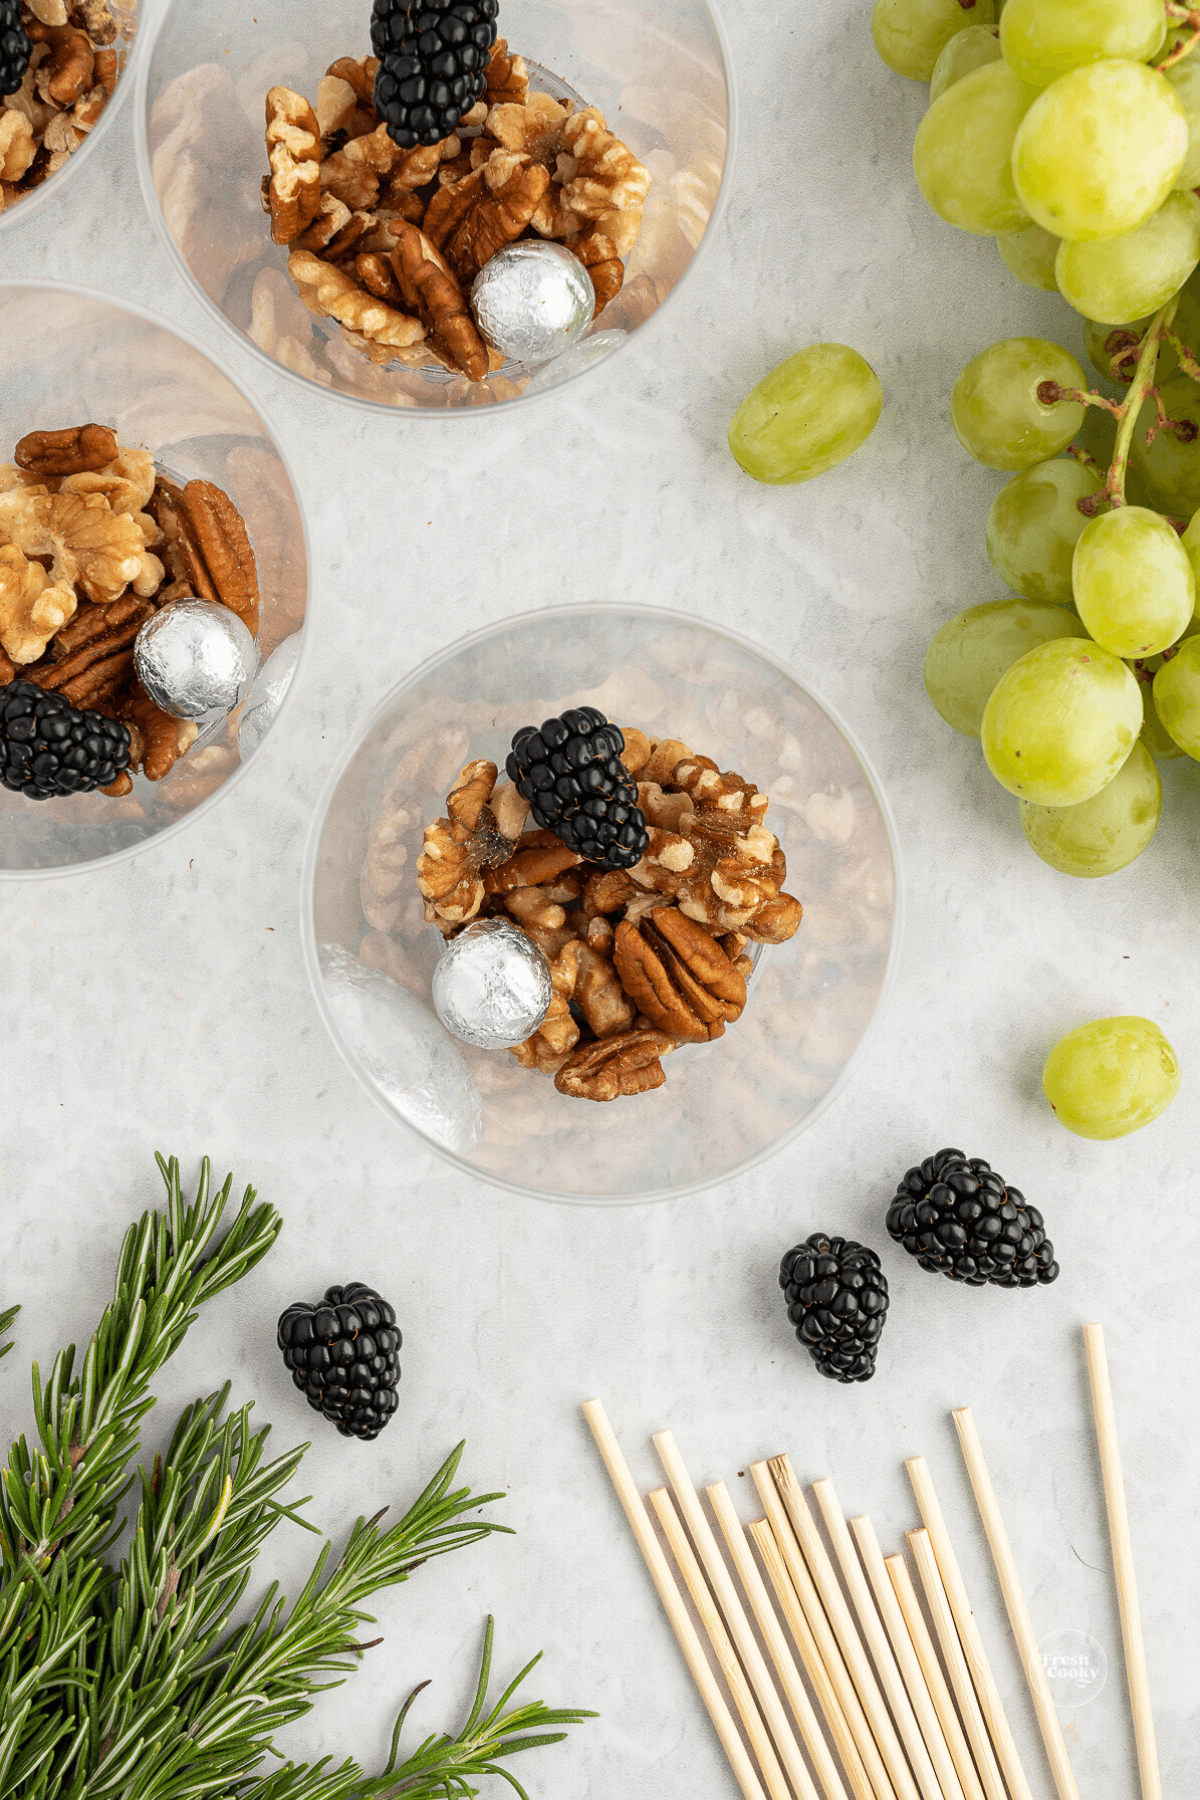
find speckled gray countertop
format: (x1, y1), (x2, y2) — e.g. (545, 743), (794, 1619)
(0, 1), (1195, 1795)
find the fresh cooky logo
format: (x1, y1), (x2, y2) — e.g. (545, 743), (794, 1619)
(1035, 1629), (1108, 1709)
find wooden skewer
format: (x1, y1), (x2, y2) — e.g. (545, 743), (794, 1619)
(750, 1516), (881, 1800)
(769, 1455), (921, 1800)
(654, 1431), (814, 1800)
(953, 1408), (1081, 1800)
(751, 1462), (895, 1800)
(906, 1528), (1009, 1800)
(708, 1481), (848, 1800)
(851, 1518), (968, 1800)
(580, 1401), (768, 1800)
(813, 1480), (947, 1800)
(1083, 1323), (1162, 1800)
(906, 1456), (1033, 1800)
(885, 1551), (986, 1800)
(650, 1487), (794, 1800)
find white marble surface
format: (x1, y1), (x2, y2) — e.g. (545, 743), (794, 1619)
(0, 2), (1197, 1797)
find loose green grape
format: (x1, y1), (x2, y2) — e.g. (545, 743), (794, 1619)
(1000, 0), (1166, 91)
(914, 61), (1035, 236)
(1152, 634), (1200, 754)
(1019, 739), (1161, 876)
(925, 598), (1089, 736)
(951, 337), (1085, 470)
(1166, 60), (1200, 190)
(1130, 373), (1200, 517)
(1072, 506), (1195, 657)
(1056, 191), (1200, 325)
(986, 456), (1104, 600)
(872, 0), (996, 80)
(930, 25), (1003, 102)
(1042, 1016), (1179, 1139)
(1129, 655), (1187, 758)
(1012, 61), (1187, 243)
(996, 223), (1061, 291)
(728, 344), (883, 486)
(981, 637), (1141, 803)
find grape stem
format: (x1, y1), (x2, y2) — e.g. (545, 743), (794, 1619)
(1075, 297), (1179, 517)
(1165, 323), (1200, 384)
(1161, 8), (1200, 69)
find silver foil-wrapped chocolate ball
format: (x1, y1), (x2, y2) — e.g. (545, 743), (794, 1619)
(432, 918), (552, 1050)
(470, 241), (595, 364)
(134, 601), (259, 722)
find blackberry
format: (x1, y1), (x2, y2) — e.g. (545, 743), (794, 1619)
(779, 1234), (889, 1384)
(372, 0), (499, 149)
(276, 1283), (401, 1441)
(886, 1148), (1060, 1289)
(0, 681), (131, 800)
(0, 1), (30, 98)
(506, 707), (650, 871)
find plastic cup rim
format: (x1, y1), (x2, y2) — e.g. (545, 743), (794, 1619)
(299, 599), (906, 1206)
(0, 0), (152, 240)
(0, 276), (316, 882)
(132, 0), (741, 419)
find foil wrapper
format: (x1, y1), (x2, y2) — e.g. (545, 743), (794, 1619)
(432, 918), (552, 1050)
(134, 601), (259, 722)
(238, 633), (300, 756)
(470, 241), (595, 364)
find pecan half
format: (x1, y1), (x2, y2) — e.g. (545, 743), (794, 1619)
(178, 481), (261, 629)
(149, 479), (212, 597)
(44, 30), (93, 106)
(554, 1028), (676, 1102)
(32, 599), (150, 690)
(613, 908), (747, 1043)
(15, 423), (117, 477)
(484, 838), (582, 895)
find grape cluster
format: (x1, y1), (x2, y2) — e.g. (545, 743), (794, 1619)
(875, 0), (1200, 879)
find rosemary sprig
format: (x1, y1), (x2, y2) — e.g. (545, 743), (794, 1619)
(0, 1158), (591, 1800)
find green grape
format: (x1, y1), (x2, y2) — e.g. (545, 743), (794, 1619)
(1181, 504), (1200, 593)
(728, 344), (883, 485)
(1056, 191), (1200, 325)
(1167, 59), (1200, 190)
(951, 337), (1085, 470)
(1129, 655), (1187, 758)
(1152, 634), (1200, 754)
(1000, 0), (1166, 91)
(1019, 739), (1161, 876)
(996, 223), (1061, 292)
(981, 637), (1142, 803)
(986, 456), (1104, 600)
(1011, 62), (1187, 243)
(1042, 1016), (1179, 1139)
(925, 598), (1088, 736)
(913, 61), (1035, 236)
(1130, 373), (1200, 517)
(872, 0), (996, 80)
(930, 25), (1003, 102)
(1072, 506), (1195, 657)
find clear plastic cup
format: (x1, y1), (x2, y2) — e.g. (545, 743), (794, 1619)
(134, 0), (736, 413)
(0, 282), (312, 878)
(303, 605), (902, 1204)
(0, 1), (144, 239)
